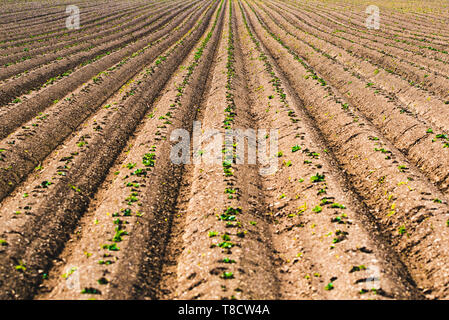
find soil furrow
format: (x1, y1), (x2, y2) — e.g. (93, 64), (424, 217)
(0, 1), (144, 46)
(237, 0), (420, 300)
(0, 1), (203, 141)
(105, 0), (226, 300)
(0, 2), (164, 65)
(248, 0), (449, 196)
(0, 1), (211, 203)
(261, 1), (449, 136)
(1, 0), (449, 301)
(271, 0), (449, 101)
(0, 1), (191, 87)
(0, 0), (220, 300)
(240, 0), (449, 299)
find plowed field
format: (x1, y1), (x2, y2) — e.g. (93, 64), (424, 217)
(1, 0), (449, 300)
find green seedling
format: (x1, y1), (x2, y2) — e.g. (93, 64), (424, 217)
(143, 153), (156, 167)
(81, 287), (101, 294)
(311, 173), (325, 182)
(126, 163), (136, 169)
(15, 260), (26, 272)
(221, 234), (231, 241)
(221, 272), (234, 279)
(349, 265), (367, 273)
(324, 282), (334, 290)
(103, 243), (119, 251)
(283, 160), (292, 167)
(222, 257), (236, 264)
(330, 203), (346, 209)
(218, 241), (234, 249)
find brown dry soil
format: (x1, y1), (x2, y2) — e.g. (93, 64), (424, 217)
(0, 0), (449, 300)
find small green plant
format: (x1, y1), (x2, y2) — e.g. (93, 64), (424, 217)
(81, 287), (101, 294)
(142, 153), (156, 167)
(112, 227), (128, 242)
(221, 271), (234, 279)
(218, 241), (234, 249)
(311, 173), (325, 182)
(222, 257), (236, 264)
(15, 260), (26, 272)
(330, 203), (346, 209)
(103, 243), (120, 251)
(41, 180), (52, 188)
(283, 160), (292, 167)
(126, 163), (136, 169)
(324, 282), (334, 290)
(349, 265), (367, 273)
(62, 267), (77, 279)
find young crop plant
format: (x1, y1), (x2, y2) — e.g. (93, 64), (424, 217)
(292, 145), (301, 152)
(209, 231), (219, 238)
(283, 160), (292, 167)
(142, 153), (156, 167)
(330, 202), (346, 209)
(331, 214), (348, 224)
(324, 282), (334, 291)
(222, 257), (236, 264)
(398, 225), (407, 236)
(126, 163), (136, 169)
(311, 173), (325, 183)
(218, 241), (234, 249)
(81, 287), (101, 295)
(102, 243), (120, 251)
(15, 260), (26, 272)
(349, 265), (367, 273)
(221, 271), (234, 279)
(112, 227), (128, 243)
